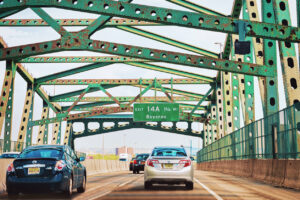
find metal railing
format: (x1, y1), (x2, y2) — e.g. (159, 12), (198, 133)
(197, 102), (300, 163)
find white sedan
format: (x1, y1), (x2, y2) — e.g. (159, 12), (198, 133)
(144, 147), (193, 190)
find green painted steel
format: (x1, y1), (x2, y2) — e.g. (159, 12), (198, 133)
(262, 0), (279, 116)
(20, 56), (148, 63)
(3, 61), (16, 152)
(0, 18), (160, 27)
(117, 26), (218, 57)
(35, 63), (113, 84)
(0, 41), (271, 77)
(0, 0), (298, 42)
(191, 87), (213, 114)
(197, 103), (300, 161)
(25, 87), (34, 147)
(243, 3), (255, 125)
(133, 103), (180, 122)
(56, 122), (62, 145)
(167, 0), (226, 17)
(71, 118), (203, 140)
(41, 78), (209, 85)
(127, 62), (215, 82)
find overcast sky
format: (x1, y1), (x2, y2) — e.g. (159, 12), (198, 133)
(0, 0), (298, 153)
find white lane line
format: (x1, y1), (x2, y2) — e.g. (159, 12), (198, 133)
(89, 190), (112, 200)
(118, 174), (143, 187)
(194, 178), (223, 200)
(87, 176), (129, 192)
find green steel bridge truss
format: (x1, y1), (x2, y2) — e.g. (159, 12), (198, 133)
(0, 0), (299, 153)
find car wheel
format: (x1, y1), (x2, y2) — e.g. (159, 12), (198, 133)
(133, 170), (136, 174)
(77, 175), (86, 193)
(144, 181), (152, 190)
(64, 176), (73, 196)
(137, 170), (139, 174)
(185, 182), (194, 190)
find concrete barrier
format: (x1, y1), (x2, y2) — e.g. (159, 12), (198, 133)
(0, 159), (129, 193)
(197, 159), (300, 190)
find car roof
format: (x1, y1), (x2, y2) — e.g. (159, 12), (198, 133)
(25, 145), (66, 150)
(153, 146), (185, 149)
(136, 153), (150, 156)
(2, 152), (20, 154)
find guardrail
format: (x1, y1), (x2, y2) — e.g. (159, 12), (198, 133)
(197, 102), (300, 162)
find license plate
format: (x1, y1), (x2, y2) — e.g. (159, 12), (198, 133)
(164, 164), (173, 169)
(141, 161), (145, 165)
(28, 167), (40, 175)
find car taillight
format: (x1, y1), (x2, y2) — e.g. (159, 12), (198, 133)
(147, 159), (159, 167)
(7, 163), (15, 173)
(133, 160), (137, 164)
(179, 160), (191, 167)
(55, 160), (66, 171)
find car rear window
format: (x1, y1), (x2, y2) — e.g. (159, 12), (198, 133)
(136, 154), (149, 160)
(19, 148), (63, 159)
(151, 148), (187, 157)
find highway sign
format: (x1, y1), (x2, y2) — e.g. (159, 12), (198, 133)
(133, 103), (179, 122)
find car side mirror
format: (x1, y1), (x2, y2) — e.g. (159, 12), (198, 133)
(190, 156), (194, 161)
(79, 157), (85, 162)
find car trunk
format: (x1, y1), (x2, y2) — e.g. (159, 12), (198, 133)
(151, 156), (187, 171)
(13, 158), (58, 178)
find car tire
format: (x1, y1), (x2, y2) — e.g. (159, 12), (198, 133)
(64, 176), (73, 197)
(77, 175), (86, 193)
(144, 181), (152, 190)
(185, 182), (194, 190)
(137, 170), (139, 174)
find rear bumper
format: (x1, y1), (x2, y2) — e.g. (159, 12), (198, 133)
(144, 165), (193, 184)
(133, 164), (145, 171)
(6, 173), (70, 193)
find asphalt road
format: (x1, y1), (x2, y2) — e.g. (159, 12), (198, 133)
(0, 170), (299, 200)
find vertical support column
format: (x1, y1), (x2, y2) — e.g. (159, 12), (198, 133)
(273, 0), (300, 105)
(2, 61), (16, 152)
(0, 61), (16, 137)
(222, 72), (233, 135)
(231, 36), (241, 131)
(207, 112), (212, 145)
(203, 123), (208, 147)
(63, 122), (72, 145)
(56, 122), (62, 144)
(16, 84), (34, 151)
(216, 84), (225, 138)
(51, 122), (61, 144)
(25, 93), (34, 147)
(261, 0), (279, 115)
(243, 1), (255, 125)
(211, 105), (217, 142)
(36, 102), (49, 145)
(245, 0), (266, 115)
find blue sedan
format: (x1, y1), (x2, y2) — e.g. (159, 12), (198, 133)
(6, 145), (86, 197)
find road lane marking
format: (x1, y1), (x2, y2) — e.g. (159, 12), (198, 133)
(194, 178), (223, 200)
(86, 174), (142, 200)
(89, 190), (112, 200)
(87, 176), (130, 192)
(118, 174), (143, 187)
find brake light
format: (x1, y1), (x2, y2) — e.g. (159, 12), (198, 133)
(133, 160), (137, 164)
(55, 160), (66, 171)
(7, 163), (15, 173)
(147, 159), (159, 167)
(179, 160), (191, 167)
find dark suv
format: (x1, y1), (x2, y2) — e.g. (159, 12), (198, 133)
(133, 153), (150, 174)
(6, 145), (86, 197)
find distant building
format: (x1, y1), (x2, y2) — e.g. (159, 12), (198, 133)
(115, 146), (134, 156)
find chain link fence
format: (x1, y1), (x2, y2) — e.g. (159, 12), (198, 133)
(197, 102), (300, 162)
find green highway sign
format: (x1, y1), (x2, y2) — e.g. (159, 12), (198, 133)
(133, 103), (180, 122)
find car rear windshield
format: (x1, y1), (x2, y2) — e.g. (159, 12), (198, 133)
(136, 154), (149, 160)
(151, 148), (187, 157)
(19, 148), (63, 159)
